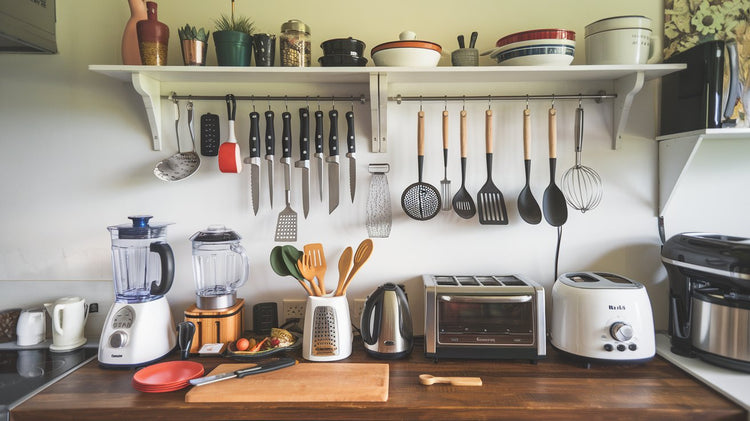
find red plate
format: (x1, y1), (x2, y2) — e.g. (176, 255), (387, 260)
(132, 361), (204, 387)
(132, 379), (191, 393)
(496, 29), (575, 48)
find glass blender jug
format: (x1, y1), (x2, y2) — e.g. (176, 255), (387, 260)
(108, 215), (174, 302)
(190, 225), (249, 309)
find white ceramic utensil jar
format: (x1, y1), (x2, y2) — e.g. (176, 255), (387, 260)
(585, 15), (653, 65)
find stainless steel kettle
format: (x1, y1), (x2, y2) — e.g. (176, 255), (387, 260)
(361, 283), (413, 359)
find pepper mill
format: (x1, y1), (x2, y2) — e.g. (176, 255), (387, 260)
(136, 1), (169, 65)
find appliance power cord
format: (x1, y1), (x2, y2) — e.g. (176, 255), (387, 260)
(554, 226), (563, 280)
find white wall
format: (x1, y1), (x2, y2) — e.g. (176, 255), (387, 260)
(0, 0), (747, 339)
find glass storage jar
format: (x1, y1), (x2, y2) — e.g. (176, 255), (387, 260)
(280, 19), (311, 67)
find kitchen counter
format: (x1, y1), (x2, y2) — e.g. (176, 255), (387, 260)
(10, 338), (747, 421)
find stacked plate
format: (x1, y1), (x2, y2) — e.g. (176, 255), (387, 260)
(132, 360), (204, 393)
(486, 29), (576, 66)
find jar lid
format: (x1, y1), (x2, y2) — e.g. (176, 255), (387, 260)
(108, 215), (172, 239)
(585, 15), (652, 38)
(190, 225), (241, 242)
(281, 19), (310, 34)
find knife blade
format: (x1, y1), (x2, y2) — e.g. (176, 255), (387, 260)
(245, 111), (261, 215)
(326, 109), (340, 213)
(264, 110), (275, 209)
(294, 107), (310, 218)
(189, 358), (298, 387)
(280, 111), (292, 200)
(314, 109), (324, 202)
(345, 110), (356, 203)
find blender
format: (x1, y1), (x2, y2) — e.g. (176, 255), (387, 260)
(99, 216), (177, 367)
(184, 225), (249, 353)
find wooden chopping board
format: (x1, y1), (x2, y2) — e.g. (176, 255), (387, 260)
(185, 362), (389, 403)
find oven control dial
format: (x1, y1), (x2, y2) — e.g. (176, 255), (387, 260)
(609, 322), (633, 342)
(109, 330), (128, 348)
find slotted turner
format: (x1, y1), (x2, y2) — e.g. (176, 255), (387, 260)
(275, 111), (297, 242)
(452, 109), (476, 219)
(477, 109), (508, 225)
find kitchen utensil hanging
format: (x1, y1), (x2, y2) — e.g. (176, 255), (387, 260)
(517, 104), (542, 224)
(401, 108), (441, 220)
(275, 110), (298, 242)
(542, 100), (568, 227)
(154, 97), (200, 181)
(218, 94), (242, 173)
(366, 163), (392, 238)
(440, 105), (451, 211)
(476, 104), (508, 224)
(452, 108), (476, 219)
(562, 101), (603, 213)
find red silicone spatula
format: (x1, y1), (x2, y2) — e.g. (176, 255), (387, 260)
(219, 94), (242, 173)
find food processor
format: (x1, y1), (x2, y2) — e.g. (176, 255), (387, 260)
(98, 216), (177, 367)
(184, 225), (249, 353)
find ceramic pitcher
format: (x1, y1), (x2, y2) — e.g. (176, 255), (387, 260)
(44, 297), (88, 351)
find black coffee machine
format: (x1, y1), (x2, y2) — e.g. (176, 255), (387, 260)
(662, 233), (750, 372)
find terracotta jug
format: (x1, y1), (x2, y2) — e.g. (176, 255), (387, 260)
(122, 0), (146, 65)
(136, 1), (169, 65)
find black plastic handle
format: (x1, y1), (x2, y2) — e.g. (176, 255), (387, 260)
(345, 111), (355, 155)
(469, 31), (478, 49)
(328, 109), (339, 157)
(249, 111), (260, 158)
(281, 111), (292, 159)
(457, 34), (465, 49)
(264, 110), (275, 157)
(314, 110), (324, 155)
(360, 286), (385, 345)
(225, 94), (236, 121)
(177, 321), (196, 360)
(299, 108), (309, 161)
(236, 357), (296, 378)
(148, 241), (174, 296)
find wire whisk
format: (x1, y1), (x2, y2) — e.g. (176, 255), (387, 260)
(562, 104), (602, 213)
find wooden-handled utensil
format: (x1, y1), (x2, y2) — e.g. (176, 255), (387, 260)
(452, 109), (476, 219)
(334, 247), (353, 297)
(542, 106), (568, 227)
(337, 239), (373, 296)
(517, 107), (542, 224)
(297, 254), (322, 296)
(419, 374), (482, 386)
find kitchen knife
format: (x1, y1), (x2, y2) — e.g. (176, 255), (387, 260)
(280, 111), (292, 201)
(246, 111), (261, 215)
(345, 110), (356, 203)
(264, 110), (276, 209)
(189, 358), (298, 387)
(326, 109), (340, 213)
(314, 110), (324, 202)
(295, 107), (310, 218)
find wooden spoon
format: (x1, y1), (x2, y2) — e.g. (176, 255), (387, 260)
(334, 247), (353, 297)
(304, 243), (327, 295)
(297, 254), (322, 296)
(337, 239), (373, 296)
(419, 374), (482, 386)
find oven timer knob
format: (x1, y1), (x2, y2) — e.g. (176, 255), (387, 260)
(609, 322), (633, 342)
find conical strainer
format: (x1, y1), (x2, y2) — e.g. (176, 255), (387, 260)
(562, 105), (602, 213)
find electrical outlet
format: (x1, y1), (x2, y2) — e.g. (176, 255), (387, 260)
(283, 299), (306, 325)
(351, 298), (367, 330)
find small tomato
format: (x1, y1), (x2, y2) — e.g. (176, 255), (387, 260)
(235, 337), (250, 351)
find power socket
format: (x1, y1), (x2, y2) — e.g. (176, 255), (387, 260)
(283, 299), (306, 325)
(351, 298), (367, 330)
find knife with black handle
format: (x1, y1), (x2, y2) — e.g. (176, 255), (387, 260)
(325, 109), (340, 213)
(247, 111), (261, 215)
(295, 107), (310, 218)
(264, 110), (275, 208)
(280, 111), (292, 195)
(189, 358), (298, 387)
(314, 110), (324, 202)
(345, 110), (356, 203)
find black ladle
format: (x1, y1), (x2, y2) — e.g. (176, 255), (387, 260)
(542, 107), (568, 226)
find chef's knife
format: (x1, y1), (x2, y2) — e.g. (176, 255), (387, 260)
(314, 110), (324, 202)
(245, 111), (261, 215)
(189, 358), (298, 387)
(264, 110), (275, 209)
(295, 107), (310, 218)
(345, 110), (356, 203)
(326, 109), (340, 213)
(280, 111), (292, 200)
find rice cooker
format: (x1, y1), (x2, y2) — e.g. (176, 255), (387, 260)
(550, 272), (655, 365)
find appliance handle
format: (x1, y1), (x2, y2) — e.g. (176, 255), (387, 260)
(149, 241), (175, 296)
(229, 243), (250, 289)
(439, 295), (532, 303)
(361, 287), (385, 345)
(723, 40), (740, 121)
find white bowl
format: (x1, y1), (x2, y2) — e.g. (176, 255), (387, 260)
(492, 44), (575, 66)
(371, 46), (441, 67)
(585, 15), (653, 65)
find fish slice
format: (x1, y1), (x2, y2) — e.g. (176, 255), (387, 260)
(218, 94), (242, 173)
(476, 109), (508, 224)
(452, 109), (476, 219)
(274, 112), (297, 242)
(303, 243), (327, 296)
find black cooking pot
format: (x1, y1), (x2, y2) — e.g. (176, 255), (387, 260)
(318, 54), (368, 67)
(321, 37), (366, 57)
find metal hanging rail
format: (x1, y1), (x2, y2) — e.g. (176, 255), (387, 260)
(389, 92), (616, 104)
(167, 93), (368, 104)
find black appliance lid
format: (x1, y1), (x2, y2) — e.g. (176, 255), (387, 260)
(661, 233), (750, 281)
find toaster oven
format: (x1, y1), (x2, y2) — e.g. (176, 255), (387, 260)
(423, 274), (546, 362)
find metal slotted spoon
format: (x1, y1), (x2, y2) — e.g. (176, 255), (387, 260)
(154, 97), (200, 181)
(562, 104), (602, 213)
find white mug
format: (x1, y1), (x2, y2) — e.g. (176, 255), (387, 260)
(44, 296), (88, 351)
(16, 308), (46, 346)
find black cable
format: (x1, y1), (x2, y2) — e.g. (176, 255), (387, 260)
(554, 226), (563, 280)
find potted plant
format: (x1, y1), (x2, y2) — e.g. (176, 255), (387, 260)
(179, 24), (210, 66)
(212, 0), (255, 66)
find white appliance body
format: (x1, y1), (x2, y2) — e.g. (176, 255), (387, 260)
(551, 272), (655, 362)
(98, 297), (176, 367)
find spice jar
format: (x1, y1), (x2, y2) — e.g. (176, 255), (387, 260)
(280, 19), (311, 67)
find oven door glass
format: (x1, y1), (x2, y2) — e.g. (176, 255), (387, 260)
(437, 295), (535, 345)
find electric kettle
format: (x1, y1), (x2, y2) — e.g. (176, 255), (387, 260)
(361, 283), (413, 359)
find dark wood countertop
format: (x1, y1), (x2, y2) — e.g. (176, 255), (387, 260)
(11, 339), (747, 420)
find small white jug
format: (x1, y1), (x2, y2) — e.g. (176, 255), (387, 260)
(16, 308), (46, 346)
(44, 297), (88, 351)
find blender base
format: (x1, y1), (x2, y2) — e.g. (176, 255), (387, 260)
(184, 298), (245, 354)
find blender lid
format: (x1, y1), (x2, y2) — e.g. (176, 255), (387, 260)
(190, 225), (241, 242)
(108, 215), (172, 239)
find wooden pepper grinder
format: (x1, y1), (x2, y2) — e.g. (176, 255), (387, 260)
(121, 0), (147, 65)
(136, 1), (169, 65)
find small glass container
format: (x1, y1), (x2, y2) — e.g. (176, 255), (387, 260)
(280, 19), (311, 67)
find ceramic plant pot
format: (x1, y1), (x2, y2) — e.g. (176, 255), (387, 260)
(213, 31), (252, 66)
